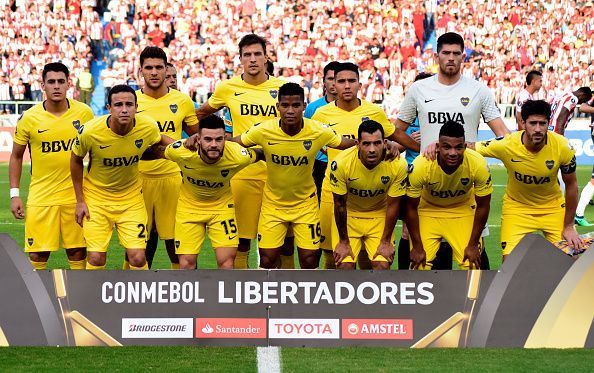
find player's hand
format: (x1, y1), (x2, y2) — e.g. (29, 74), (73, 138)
(422, 141), (438, 161)
(409, 247), (426, 269)
(562, 226), (584, 250)
(374, 239), (395, 264)
(384, 140), (401, 161)
(184, 134), (199, 151)
(75, 202), (90, 227)
(411, 130), (421, 143)
(333, 240), (354, 265)
(463, 243), (482, 269)
(10, 197), (24, 219)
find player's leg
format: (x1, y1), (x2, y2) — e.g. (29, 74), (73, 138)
(293, 203), (323, 269)
(209, 212), (239, 269)
(357, 248), (372, 270)
(280, 227), (295, 269)
(319, 190), (335, 269)
(312, 158), (327, 204)
(500, 212), (536, 262)
(144, 228), (158, 268)
(116, 202), (149, 270)
(215, 247), (237, 269)
(413, 215), (442, 270)
(175, 207), (206, 269)
(432, 241), (453, 270)
(332, 216), (362, 270)
(24, 205), (60, 270)
(442, 215), (475, 270)
(540, 209), (565, 245)
(257, 207), (287, 269)
(575, 167), (594, 226)
(397, 205), (410, 269)
(60, 204), (87, 270)
(84, 204), (114, 269)
(364, 217), (391, 270)
(152, 175), (182, 268)
(140, 176), (157, 268)
(231, 179), (264, 269)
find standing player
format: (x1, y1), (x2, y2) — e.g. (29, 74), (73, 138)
(575, 112), (594, 226)
(331, 120), (408, 270)
(159, 116), (262, 269)
(194, 34), (287, 269)
(312, 62), (400, 269)
(548, 87), (592, 136)
(135, 47), (199, 270)
(233, 83), (355, 269)
(515, 70), (542, 130)
(71, 85), (173, 270)
(407, 121), (492, 270)
(9, 62), (94, 270)
(165, 63), (178, 90)
(393, 32), (506, 270)
(304, 61), (340, 200)
(475, 100), (583, 259)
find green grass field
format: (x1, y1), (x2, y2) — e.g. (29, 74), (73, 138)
(2, 163), (594, 270)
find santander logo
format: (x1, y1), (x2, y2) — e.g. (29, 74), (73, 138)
(195, 318), (266, 339)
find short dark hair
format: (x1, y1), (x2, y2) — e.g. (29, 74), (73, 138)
(414, 72), (434, 82)
(266, 60), (274, 75)
(166, 62), (174, 68)
(439, 120), (465, 139)
(323, 61), (341, 79)
(526, 70), (542, 85)
(278, 82), (304, 101)
(437, 32), (464, 53)
(108, 85), (137, 105)
(576, 87), (593, 100)
(335, 62), (359, 79)
(42, 62), (69, 81)
(358, 120), (384, 140)
(521, 100), (551, 121)
(139, 46), (167, 66)
(238, 34), (267, 55)
(199, 115), (225, 131)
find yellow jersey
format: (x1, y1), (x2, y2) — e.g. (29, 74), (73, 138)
(72, 114), (161, 204)
(330, 147), (408, 218)
(241, 118), (343, 208)
(312, 99), (395, 192)
(208, 74), (285, 180)
(164, 140), (257, 211)
(407, 149), (493, 218)
(137, 88), (198, 177)
(13, 99), (93, 206)
(475, 131), (575, 213)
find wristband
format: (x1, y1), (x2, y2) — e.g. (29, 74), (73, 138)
(10, 188), (19, 198)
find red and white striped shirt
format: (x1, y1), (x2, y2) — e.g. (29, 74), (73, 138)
(549, 91), (578, 134)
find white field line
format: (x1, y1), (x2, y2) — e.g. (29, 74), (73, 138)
(257, 346), (281, 373)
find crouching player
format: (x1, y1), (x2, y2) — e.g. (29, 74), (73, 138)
(407, 120), (492, 270)
(330, 120), (408, 269)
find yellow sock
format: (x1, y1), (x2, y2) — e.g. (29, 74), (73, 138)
(322, 250), (335, 269)
(130, 262), (149, 270)
(280, 254), (295, 269)
(86, 262), (106, 270)
(235, 250), (249, 269)
(30, 260), (47, 270)
(68, 259), (86, 270)
(171, 263), (180, 270)
(122, 260), (130, 270)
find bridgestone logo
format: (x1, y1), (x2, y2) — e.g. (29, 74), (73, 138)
(122, 318), (194, 339)
(128, 324), (187, 332)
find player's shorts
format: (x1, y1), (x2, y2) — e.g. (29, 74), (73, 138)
(24, 204), (85, 252)
(84, 199), (148, 252)
(500, 209), (564, 256)
(175, 205), (238, 255)
(319, 188), (334, 251)
(258, 197), (320, 250)
(413, 215), (476, 270)
(141, 174), (182, 240)
(331, 215), (388, 263)
(231, 179), (264, 240)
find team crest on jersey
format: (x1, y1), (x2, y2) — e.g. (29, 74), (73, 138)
(175, 240), (180, 249)
(221, 169), (229, 177)
(330, 161), (337, 171)
(269, 90), (278, 99)
(172, 141), (182, 148)
(303, 140), (312, 150)
(135, 139), (143, 148)
(381, 175), (390, 184)
(545, 160), (554, 170)
(361, 116), (370, 122)
(461, 178), (470, 186)
(169, 104), (178, 113)
(72, 120), (81, 129)
(460, 97), (470, 106)
(27, 238), (33, 246)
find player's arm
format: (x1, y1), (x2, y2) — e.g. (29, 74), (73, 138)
(8, 142), (27, 219)
(392, 88), (421, 152)
(70, 153), (89, 227)
(194, 101), (220, 120)
(328, 136), (357, 150)
(332, 192), (354, 264)
(464, 194), (491, 269)
(252, 148), (265, 162)
(561, 157), (583, 250)
(578, 103), (594, 114)
(484, 117), (510, 139)
(405, 196), (425, 269)
(141, 134), (175, 160)
(515, 109), (524, 130)
(229, 135), (250, 147)
(390, 118), (418, 152)
(374, 196), (401, 263)
(555, 108), (570, 136)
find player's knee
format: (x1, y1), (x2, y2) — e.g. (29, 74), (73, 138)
(127, 250), (146, 267)
(217, 256), (235, 269)
(371, 261), (390, 270)
(87, 252), (106, 266)
(179, 256), (196, 269)
(259, 250), (279, 269)
(65, 247), (86, 261)
(29, 251), (50, 262)
(337, 262), (356, 270)
(298, 249), (320, 269)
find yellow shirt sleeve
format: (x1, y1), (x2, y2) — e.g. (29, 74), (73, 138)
(183, 97), (199, 127)
(13, 113), (30, 146)
(329, 158), (348, 195)
(240, 123), (263, 147)
(474, 136), (507, 159)
(387, 158), (408, 198)
(375, 110), (396, 138)
(164, 140), (184, 162)
(207, 80), (229, 110)
(82, 107), (94, 123)
(559, 140), (577, 174)
(72, 127), (88, 158)
(322, 125), (343, 148)
(472, 155), (493, 197)
(149, 125), (162, 146)
(406, 157), (426, 198)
